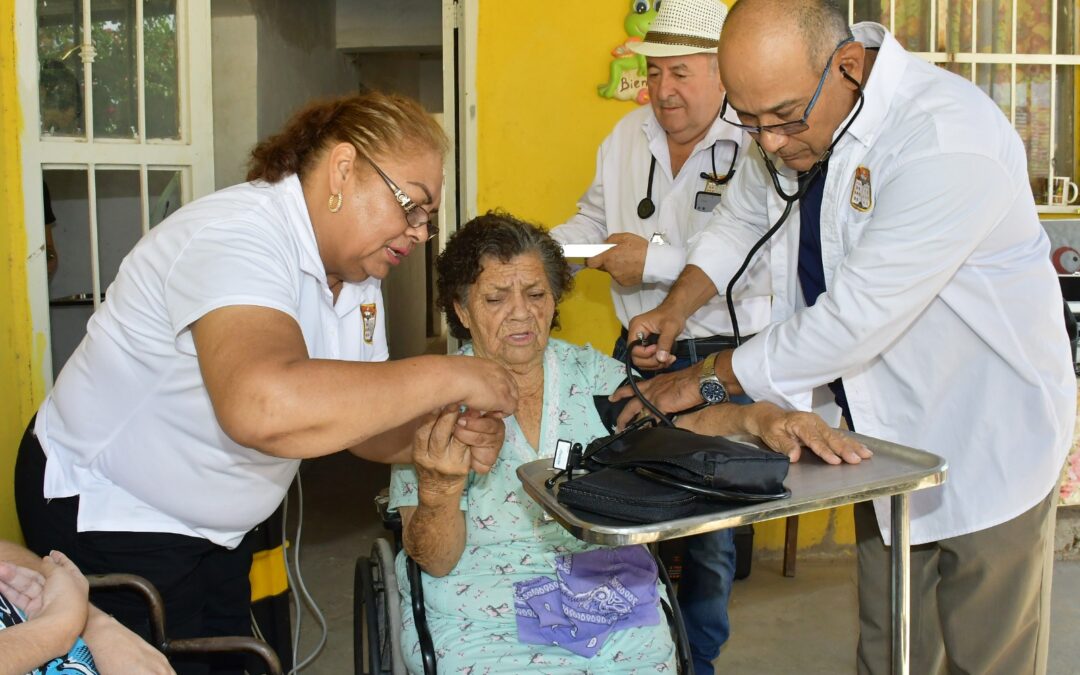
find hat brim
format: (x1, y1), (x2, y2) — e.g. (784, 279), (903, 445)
(627, 41), (718, 58)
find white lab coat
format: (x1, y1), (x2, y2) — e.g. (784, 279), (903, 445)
(687, 23), (1075, 544)
(550, 104), (771, 338)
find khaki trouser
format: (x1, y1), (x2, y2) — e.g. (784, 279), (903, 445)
(854, 488), (1057, 675)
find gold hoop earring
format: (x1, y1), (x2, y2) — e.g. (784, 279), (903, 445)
(328, 192), (343, 213)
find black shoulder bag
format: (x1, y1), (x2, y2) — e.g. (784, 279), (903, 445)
(553, 339), (791, 523)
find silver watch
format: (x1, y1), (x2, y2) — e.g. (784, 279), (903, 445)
(698, 352), (729, 404)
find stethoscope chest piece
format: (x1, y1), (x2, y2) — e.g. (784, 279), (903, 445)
(637, 197), (656, 219)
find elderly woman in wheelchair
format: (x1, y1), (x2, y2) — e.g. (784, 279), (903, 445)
(388, 212), (862, 674)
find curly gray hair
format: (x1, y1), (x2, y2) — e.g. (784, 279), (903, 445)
(436, 211), (572, 341)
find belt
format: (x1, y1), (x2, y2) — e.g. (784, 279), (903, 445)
(620, 329), (753, 360)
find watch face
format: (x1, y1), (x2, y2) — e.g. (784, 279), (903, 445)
(700, 380), (728, 404)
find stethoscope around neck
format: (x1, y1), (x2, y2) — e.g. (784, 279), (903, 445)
(722, 66), (866, 346)
(637, 140), (739, 219)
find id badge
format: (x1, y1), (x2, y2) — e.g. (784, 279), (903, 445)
(694, 191), (722, 213)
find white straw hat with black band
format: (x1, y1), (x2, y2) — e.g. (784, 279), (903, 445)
(629, 0), (729, 58)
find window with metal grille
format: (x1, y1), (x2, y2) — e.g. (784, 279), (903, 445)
(850, 0), (1079, 212)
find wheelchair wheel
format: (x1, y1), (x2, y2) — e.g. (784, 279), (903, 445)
(355, 557), (380, 674)
(354, 539), (406, 675)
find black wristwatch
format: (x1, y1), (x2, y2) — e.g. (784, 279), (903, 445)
(698, 352), (729, 404)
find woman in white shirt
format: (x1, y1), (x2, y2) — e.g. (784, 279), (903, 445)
(14, 92), (515, 674)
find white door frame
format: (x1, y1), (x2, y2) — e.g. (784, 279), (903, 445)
(441, 0), (478, 231)
(441, 0), (478, 352)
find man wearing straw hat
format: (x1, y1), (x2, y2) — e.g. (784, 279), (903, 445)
(550, 1), (770, 671)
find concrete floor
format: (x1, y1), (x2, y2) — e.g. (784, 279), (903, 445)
(283, 452), (1080, 674)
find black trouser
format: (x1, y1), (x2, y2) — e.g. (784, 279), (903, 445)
(15, 417), (256, 675)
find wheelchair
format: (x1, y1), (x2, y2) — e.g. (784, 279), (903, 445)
(87, 572), (282, 674)
(353, 489), (692, 675)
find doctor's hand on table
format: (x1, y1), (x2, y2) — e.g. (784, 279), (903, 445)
(679, 402), (871, 465)
(585, 233), (648, 287)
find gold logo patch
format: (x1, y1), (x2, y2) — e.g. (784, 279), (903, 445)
(850, 165), (872, 212)
(361, 303), (377, 344)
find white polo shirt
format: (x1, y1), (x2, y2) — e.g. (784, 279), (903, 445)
(550, 104), (771, 339)
(36, 175), (388, 548)
(688, 24), (1075, 544)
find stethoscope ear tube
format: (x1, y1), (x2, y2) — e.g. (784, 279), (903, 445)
(724, 195), (796, 345)
(638, 141), (739, 222)
(638, 156), (657, 219)
(723, 78), (865, 344)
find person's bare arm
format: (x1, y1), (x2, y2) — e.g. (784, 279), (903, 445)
(677, 402), (872, 464)
(192, 306), (517, 459)
(350, 410), (506, 474)
(0, 542), (173, 675)
(0, 552), (86, 675)
(398, 409), (470, 577)
(348, 419), (422, 465)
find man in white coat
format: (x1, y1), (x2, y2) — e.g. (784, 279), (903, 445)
(549, 1), (770, 672)
(620, 1), (1075, 673)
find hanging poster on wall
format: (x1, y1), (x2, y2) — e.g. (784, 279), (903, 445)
(597, 1), (658, 104)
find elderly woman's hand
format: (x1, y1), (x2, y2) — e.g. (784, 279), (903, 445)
(453, 408), (505, 474)
(744, 402), (872, 465)
(413, 406), (473, 499)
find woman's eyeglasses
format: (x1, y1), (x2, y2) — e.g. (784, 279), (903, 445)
(367, 159), (438, 241)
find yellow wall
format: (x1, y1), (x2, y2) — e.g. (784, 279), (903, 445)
(474, 0), (853, 553)
(0, 0), (43, 544)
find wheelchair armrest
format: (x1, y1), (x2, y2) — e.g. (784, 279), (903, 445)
(87, 573), (168, 649)
(168, 636), (282, 674)
(406, 556), (437, 675)
(375, 488), (403, 535)
(87, 573), (282, 675)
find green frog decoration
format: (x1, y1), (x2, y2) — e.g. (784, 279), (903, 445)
(598, 0), (659, 104)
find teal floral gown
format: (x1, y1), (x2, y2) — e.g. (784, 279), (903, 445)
(389, 339), (677, 674)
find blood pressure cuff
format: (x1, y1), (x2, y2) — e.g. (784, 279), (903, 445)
(557, 468), (702, 522)
(556, 425), (791, 524)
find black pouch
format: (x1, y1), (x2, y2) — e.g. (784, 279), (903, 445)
(583, 425), (790, 501)
(554, 338), (791, 523)
(556, 467), (701, 522)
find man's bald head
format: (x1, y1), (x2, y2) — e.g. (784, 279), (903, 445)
(724, 0), (851, 70)
(717, 0), (865, 172)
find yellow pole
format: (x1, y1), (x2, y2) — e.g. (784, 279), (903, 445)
(0, 0), (43, 543)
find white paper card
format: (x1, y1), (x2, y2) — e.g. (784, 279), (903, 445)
(552, 439), (572, 470)
(561, 244), (615, 259)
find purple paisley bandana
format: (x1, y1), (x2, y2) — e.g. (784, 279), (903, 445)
(513, 545), (660, 657)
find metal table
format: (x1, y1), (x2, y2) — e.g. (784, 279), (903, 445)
(517, 432), (947, 675)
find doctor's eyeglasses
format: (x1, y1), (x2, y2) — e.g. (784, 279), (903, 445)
(720, 36), (854, 136)
(367, 159), (438, 241)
